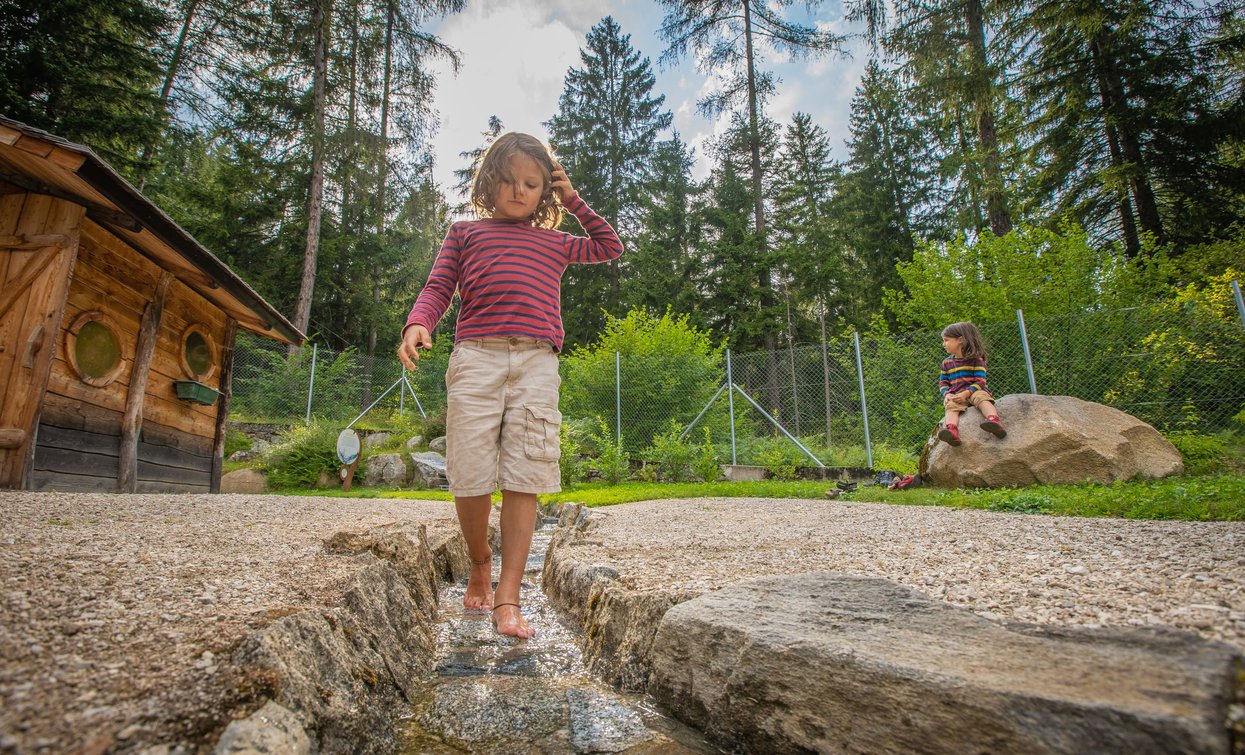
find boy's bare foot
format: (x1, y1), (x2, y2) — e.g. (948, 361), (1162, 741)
(491, 603), (534, 638)
(464, 555), (493, 610)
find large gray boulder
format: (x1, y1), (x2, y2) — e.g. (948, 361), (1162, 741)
(363, 452), (409, 487)
(648, 572), (1240, 755)
(921, 394), (1183, 488)
(410, 451), (448, 489)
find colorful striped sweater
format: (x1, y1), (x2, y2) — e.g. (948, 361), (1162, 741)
(405, 193), (622, 352)
(939, 355), (990, 396)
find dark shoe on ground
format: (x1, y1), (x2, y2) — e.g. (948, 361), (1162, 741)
(937, 423), (961, 446)
(872, 470), (898, 486)
(980, 416), (1007, 438)
(836, 480), (858, 492)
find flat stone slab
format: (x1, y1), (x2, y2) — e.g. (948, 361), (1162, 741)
(648, 572), (1240, 754)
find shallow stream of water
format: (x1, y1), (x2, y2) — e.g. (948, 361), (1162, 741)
(398, 523), (718, 754)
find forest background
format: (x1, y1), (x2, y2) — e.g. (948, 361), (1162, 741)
(1, 0), (1242, 446)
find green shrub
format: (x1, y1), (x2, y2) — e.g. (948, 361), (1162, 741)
(560, 421), (590, 486)
(261, 423), (341, 489)
(224, 428), (253, 458)
(562, 309), (726, 452)
(647, 421), (695, 482)
(588, 417), (631, 486)
(757, 444), (799, 481)
(1165, 431), (1230, 476)
(693, 427), (721, 482)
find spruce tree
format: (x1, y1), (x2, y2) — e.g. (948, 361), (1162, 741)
(545, 16), (672, 349)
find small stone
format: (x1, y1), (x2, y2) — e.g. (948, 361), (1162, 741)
(117, 724), (140, 740)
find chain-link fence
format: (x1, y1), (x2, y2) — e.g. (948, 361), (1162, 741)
(231, 283), (1245, 466)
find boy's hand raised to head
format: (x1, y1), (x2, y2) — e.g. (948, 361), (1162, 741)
(550, 162), (576, 203)
(398, 325), (432, 370)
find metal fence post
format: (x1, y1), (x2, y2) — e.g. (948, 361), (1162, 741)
(1233, 280), (1245, 331)
(726, 348), (737, 465)
(615, 351), (622, 447)
(1017, 308), (1037, 394)
(305, 342), (317, 426)
(399, 365), (405, 416)
(852, 331), (872, 469)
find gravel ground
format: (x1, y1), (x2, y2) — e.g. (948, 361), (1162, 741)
(566, 498), (1245, 652)
(0, 492), (458, 754)
(3, 492), (1243, 753)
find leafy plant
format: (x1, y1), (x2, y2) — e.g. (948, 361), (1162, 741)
(757, 445), (799, 481)
(588, 416), (631, 486)
(647, 421), (694, 482)
(224, 427), (254, 458)
(261, 423), (341, 489)
(693, 427), (721, 482)
(560, 421), (590, 486)
(1165, 431), (1230, 476)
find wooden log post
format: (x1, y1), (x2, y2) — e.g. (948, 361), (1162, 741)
(210, 318), (237, 493)
(119, 271), (173, 492)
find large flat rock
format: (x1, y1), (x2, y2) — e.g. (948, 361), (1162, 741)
(648, 572), (1240, 754)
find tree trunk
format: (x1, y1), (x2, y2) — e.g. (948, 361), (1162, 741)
(137, 0), (200, 191)
(742, 0), (782, 414)
(1090, 28), (1163, 246)
(965, 0), (1012, 237)
(1090, 37), (1141, 256)
(292, 0), (329, 346)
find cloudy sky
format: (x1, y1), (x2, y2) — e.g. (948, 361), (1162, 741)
(422, 0), (869, 199)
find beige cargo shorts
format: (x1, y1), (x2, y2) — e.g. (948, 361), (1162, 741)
(443, 337), (562, 497)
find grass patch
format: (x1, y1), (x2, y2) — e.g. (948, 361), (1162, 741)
(544, 480), (837, 507)
(846, 474), (1245, 521)
(272, 474), (1245, 522)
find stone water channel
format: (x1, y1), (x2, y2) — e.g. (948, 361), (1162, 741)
(397, 521), (718, 754)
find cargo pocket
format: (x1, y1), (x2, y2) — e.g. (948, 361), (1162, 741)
(523, 405), (562, 461)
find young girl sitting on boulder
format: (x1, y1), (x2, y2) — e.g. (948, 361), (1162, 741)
(937, 321), (1006, 446)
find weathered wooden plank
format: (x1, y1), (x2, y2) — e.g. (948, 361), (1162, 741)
(46, 363), (130, 414)
(137, 439), (211, 469)
(138, 459), (211, 484)
(32, 445), (119, 477)
(120, 271), (173, 492)
(140, 419), (214, 457)
(29, 469), (117, 493)
(0, 428), (25, 448)
(0, 123), (20, 146)
(0, 196), (82, 488)
(38, 394), (122, 435)
(34, 423), (120, 456)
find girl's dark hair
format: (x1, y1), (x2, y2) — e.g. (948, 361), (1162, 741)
(470, 132), (563, 229)
(942, 321), (987, 359)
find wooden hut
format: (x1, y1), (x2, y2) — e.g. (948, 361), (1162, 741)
(0, 117), (303, 493)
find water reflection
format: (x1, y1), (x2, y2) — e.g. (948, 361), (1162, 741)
(399, 526), (718, 754)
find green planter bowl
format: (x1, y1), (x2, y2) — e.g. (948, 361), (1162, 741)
(174, 380), (220, 406)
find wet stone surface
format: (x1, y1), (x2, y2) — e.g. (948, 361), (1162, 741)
(399, 527), (717, 754)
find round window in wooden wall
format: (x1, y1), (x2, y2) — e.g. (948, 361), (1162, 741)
(180, 324), (217, 381)
(66, 311), (125, 387)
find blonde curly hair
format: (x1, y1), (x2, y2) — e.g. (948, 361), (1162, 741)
(470, 132), (564, 229)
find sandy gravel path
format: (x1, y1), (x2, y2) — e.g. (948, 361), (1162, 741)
(0, 492), (457, 754)
(562, 498), (1245, 652)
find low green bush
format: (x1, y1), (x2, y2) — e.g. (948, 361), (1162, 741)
(588, 417), (631, 485)
(224, 428), (253, 458)
(261, 423), (341, 489)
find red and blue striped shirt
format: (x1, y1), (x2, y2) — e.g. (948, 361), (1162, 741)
(405, 193), (622, 352)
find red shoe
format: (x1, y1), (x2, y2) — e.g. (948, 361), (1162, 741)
(937, 423), (961, 446)
(980, 415), (1007, 438)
